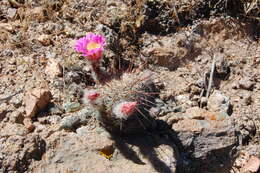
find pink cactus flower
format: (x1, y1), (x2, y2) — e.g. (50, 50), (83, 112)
(83, 89), (100, 104)
(75, 33), (105, 62)
(113, 101), (137, 119)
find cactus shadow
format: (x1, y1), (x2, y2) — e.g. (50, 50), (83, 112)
(108, 120), (183, 173)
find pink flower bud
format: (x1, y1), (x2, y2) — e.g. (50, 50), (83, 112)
(113, 101), (137, 119)
(83, 89), (100, 104)
(121, 102), (137, 115)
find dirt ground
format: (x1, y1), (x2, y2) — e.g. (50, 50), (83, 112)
(0, 0), (259, 173)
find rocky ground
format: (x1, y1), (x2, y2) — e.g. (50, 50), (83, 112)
(0, 0), (259, 173)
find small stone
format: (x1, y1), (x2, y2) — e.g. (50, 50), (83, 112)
(215, 52), (230, 78)
(63, 102), (81, 113)
(49, 115), (62, 124)
(9, 94), (23, 108)
(76, 107), (96, 124)
(45, 59), (63, 78)
(45, 52), (57, 59)
(49, 105), (64, 115)
(23, 118), (35, 132)
(207, 90), (230, 114)
(240, 156), (260, 173)
(9, 108), (24, 124)
(175, 94), (190, 104)
(7, 8), (17, 19)
(38, 34), (51, 46)
(24, 88), (52, 118)
(59, 115), (80, 130)
(33, 122), (46, 133)
(239, 78), (255, 90)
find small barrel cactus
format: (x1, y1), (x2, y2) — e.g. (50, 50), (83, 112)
(84, 71), (159, 134)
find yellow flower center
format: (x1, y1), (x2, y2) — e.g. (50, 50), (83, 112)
(86, 42), (101, 50)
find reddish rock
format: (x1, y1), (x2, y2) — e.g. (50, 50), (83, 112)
(241, 156), (260, 173)
(24, 88), (52, 118)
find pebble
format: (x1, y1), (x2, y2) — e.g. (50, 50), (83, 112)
(45, 58), (63, 78)
(207, 90), (231, 114)
(59, 115), (80, 130)
(7, 8), (17, 19)
(63, 102), (81, 113)
(238, 78), (255, 90)
(38, 34), (51, 46)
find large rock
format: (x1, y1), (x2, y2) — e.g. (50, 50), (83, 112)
(0, 123), (28, 137)
(0, 134), (46, 173)
(31, 130), (178, 173)
(167, 107), (237, 172)
(24, 88), (52, 118)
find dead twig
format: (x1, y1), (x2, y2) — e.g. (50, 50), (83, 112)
(205, 55), (216, 101)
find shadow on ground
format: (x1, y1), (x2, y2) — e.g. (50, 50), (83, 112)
(107, 119), (237, 173)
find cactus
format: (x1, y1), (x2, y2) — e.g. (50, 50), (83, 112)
(76, 33), (159, 134)
(86, 71), (158, 134)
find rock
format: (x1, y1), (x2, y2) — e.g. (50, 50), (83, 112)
(32, 130), (177, 173)
(75, 106), (96, 124)
(48, 105), (64, 115)
(7, 8), (17, 19)
(207, 90), (231, 114)
(46, 52), (57, 59)
(9, 108), (24, 124)
(175, 94), (190, 104)
(45, 59), (63, 78)
(215, 52), (230, 78)
(24, 88), (52, 118)
(0, 123), (28, 137)
(37, 34), (51, 46)
(23, 118), (35, 132)
(240, 156), (260, 173)
(0, 134), (46, 172)
(59, 105), (96, 130)
(59, 115), (80, 130)
(239, 78), (255, 90)
(38, 115), (61, 125)
(141, 33), (194, 70)
(63, 102), (81, 113)
(33, 122), (47, 133)
(169, 107), (237, 172)
(9, 93), (23, 108)
(76, 127), (114, 151)
(99, 1), (127, 28)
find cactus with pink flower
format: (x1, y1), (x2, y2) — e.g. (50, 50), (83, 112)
(75, 33), (158, 134)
